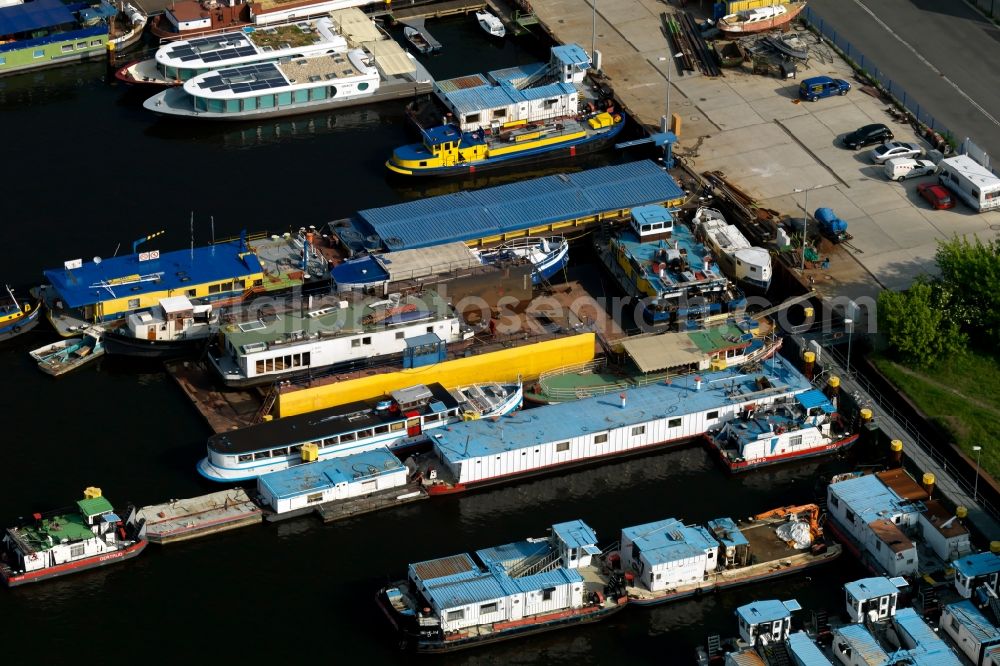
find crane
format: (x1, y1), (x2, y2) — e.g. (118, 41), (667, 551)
(754, 504), (823, 541)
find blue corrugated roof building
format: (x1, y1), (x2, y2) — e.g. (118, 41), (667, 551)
(796, 389), (837, 413)
(894, 608), (947, 650)
(953, 551), (1000, 578)
(622, 518), (716, 566)
(440, 81), (577, 116)
(354, 161), (685, 251)
(706, 517), (749, 549)
(835, 624), (890, 663)
(258, 447), (403, 500)
(416, 561), (582, 610)
(787, 632), (833, 665)
(430, 353), (810, 463)
(44, 239), (263, 309)
(477, 540), (549, 571)
(0, 0), (75, 35)
(551, 44), (590, 67)
(736, 599), (800, 625)
(828, 474), (923, 525)
(487, 62), (547, 87)
(945, 600), (1000, 645)
(553, 520), (598, 550)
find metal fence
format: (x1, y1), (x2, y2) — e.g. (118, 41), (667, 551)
(800, 7), (953, 141)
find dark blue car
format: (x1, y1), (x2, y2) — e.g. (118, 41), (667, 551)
(798, 76), (851, 101)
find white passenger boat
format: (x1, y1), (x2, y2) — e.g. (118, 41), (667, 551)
(692, 207), (772, 293)
(29, 326), (105, 376)
(475, 237), (569, 286)
(197, 380), (523, 481)
(475, 10), (505, 38)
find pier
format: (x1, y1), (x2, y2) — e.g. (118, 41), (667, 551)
(388, 0), (485, 20)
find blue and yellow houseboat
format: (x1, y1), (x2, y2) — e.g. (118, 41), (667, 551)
(598, 205), (746, 325)
(386, 44), (626, 177)
(0, 285), (41, 342)
(41, 233), (266, 335)
(0, 0), (115, 77)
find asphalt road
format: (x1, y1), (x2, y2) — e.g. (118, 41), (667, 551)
(807, 0), (1000, 162)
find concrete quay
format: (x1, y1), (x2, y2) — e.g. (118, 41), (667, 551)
(526, 0), (1000, 324)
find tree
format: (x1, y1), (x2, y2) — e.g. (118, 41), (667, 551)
(935, 235), (1000, 345)
(877, 280), (966, 367)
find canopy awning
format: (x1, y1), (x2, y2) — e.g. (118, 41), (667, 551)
(329, 7), (381, 46)
(620, 333), (705, 374)
(366, 39), (415, 77)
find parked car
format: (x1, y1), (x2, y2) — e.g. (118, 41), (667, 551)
(916, 182), (956, 210)
(798, 76), (851, 101)
(843, 124), (894, 150)
(884, 158), (936, 182)
(870, 141), (925, 164)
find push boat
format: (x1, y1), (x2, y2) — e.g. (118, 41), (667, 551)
(101, 295), (217, 359)
(386, 44), (624, 177)
(596, 204), (746, 326)
(0, 285), (41, 342)
(29, 326), (105, 376)
(116, 15), (352, 88)
(613, 504), (840, 606)
(716, 2), (807, 37)
(197, 380), (523, 481)
(378, 520), (627, 653)
(704, 387), (860, 472)
(0, 488), (146, 587)
(475, 9), (505, 38)
(692, 207), (772, 293)
(474, 237), (569, 286)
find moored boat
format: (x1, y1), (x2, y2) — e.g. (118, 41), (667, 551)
(101, 295), (217, 359)
(0, 285), (41, 342)
(717, 2), (806, 37)
(29, 326), (105, 376)
(0, 0), (113, 76)
(0, 488), (146, 587)
(704, 386), (859, 472)
(197, 380), (523, 481)
(107, 2), (147, 52)
(378, 520), (627, 652)
(475, 9), (505, 38)
(403, 25), (437, 54)
(475, 237), (569, 285)
(692, 206), (772, 293)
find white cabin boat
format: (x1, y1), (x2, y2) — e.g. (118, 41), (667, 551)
(693, 207), (772, 292)
(198, 380), (523, 481)
(475, 237), (569, 285)
(475, 10), (505, 38)
(29, 326), (104, 376)
(102, 295), (216, 359)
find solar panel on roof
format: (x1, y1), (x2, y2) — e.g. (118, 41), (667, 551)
(180, 55), (199, 62)
(209, 85), (228, 92)
(249, 81), (270, 90)
(231, 83), (252, 93)
(236, 47), (255, 56)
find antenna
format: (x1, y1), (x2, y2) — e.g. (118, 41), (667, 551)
(112, 242), (121, 257)
(190, 211), (194, 260)
(211, 216), (215, 244)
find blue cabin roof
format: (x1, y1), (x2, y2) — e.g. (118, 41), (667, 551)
(422, 123), (463, 147)
(953, 551), (1000, 578)
(795, 389), (836, 413)
(828, 474), (923, 525)
(736, 599), (801, 625)
(552, 519), (597, 550)
(331, 255), (389, 286)
(477, 539), (549, 571)
(786, 632), (833, 666)
(417, 559), (582, 609)
(355, 160), (685, 251)
(706, 517), (749, 549)
(621, 518), (717, 566)
(488, 61), (547, 87)
(844, 577), (903, 603)
(44, 239), (263, 309)
(79, 1), (115, 22)
(894, 608), (945, 649)
(835, 624), (890, 663)
(632, 204), (674, 228)
(0, 0), (75, 34)
(430, 354), (811, 463)
(551, 43), (590, 67)
(441, 81), (577, 116)
(945, 601), (1000, 644)
(258, 448), (404, 499)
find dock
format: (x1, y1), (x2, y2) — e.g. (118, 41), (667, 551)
(389, 0), (485, 20)
(265, 483), (429, 523)
(167, 359), (263, 432)
(138, 489), (263, 545)
(397, 18), (443, 51)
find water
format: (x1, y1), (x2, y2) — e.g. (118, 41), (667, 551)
(0, 17), (868, 662)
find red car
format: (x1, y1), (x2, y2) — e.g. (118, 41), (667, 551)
(917, 183), (955, 210)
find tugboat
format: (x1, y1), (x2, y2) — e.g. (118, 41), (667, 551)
(378, 520), (627, 652)
(0, 488), (146, 587)
(0, 285), (42, 342)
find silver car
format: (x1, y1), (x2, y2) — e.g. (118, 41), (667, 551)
(871, 141), (925, 164)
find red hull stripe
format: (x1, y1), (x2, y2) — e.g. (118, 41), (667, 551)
(713, 434), (861, 471)
(2, 541), (147, 586)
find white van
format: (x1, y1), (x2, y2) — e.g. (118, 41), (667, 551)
(884, 158), (936, 182)
(938, 155), (1000, 211)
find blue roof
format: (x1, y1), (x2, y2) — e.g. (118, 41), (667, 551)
(706, 517), (749, 549)
(953, 551), (1000, 578)
(552, 520), (597, 550)
(631, 204), (674, 228)
(621, 518), (717, 566)
(419, 562), (582, 609)
(331, 256), (388, 286)
(487, 61), (547, 87)
(845, 577), (903, 602)
(735, 599), (800, 625)
(828, 474), (923, 525)
(44, 239), (263, 309)
(795, 389), (836, 413)
(430, 353), (811, 462)
(0, 0), (75, 34)
(441, 81), (578, 116)
(258, 447), (404, 500)
(405, 332), (442, 348)
(835, 624), (889, 663)
(614, 217), (729, 297)
(79, 1), (115, 22)
(422, 123), (463, 147)
(787, 632), (833, 666)
(356, 161), (685, 251)
(477, 539), (548, 571)
(945, 601), (1000, 644)
(551, 44), (590, 67)
(894, 608), (945, 649)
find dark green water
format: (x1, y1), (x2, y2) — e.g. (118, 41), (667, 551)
(0, 16), (868, 662)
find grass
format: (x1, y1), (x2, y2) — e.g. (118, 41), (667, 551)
(871, 351), (1000, 482)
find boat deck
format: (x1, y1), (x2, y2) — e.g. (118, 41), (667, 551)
(166, 359), (265, 432)
(314, 482), (427, 523)
(138, 489), (262, 544)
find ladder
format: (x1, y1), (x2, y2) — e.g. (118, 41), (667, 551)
(253, 384), (279, 424)
(507, 547), (560, 579)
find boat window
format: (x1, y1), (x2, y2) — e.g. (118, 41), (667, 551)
(322, 437), (338, 447)
(291, 354), (302, 367)
(290, 445), (302, 454)
(446, 610), (465, 622)
(542, 588), (554, 601)
(341, 431), (357, 442)
(357, 429), (373, 439)
(209, 284), (221, 294)
(631, 425), (646, 436)
(302, 351), (310, 366)
(466, 113), (480, 124)
(274, 357), (285, 371)
(358, 82), (369, 91)
(310, 87), (328, 101)
(186, 289), (196, 297)
(208, 99), (224, 114)
(492, 109), (506, 119)
(256, 360), (265, 374)
(830, 496), (839, 509)
(351, 339), (361, 348)
(70, 544), (85, 557)
(845, 509), (855, 523)
(374, 425), (389, 435)
(363, 337), (372, 345)
(61, 44), (74, 53)
(390, 422), (404, 432)
(128, 298), (140, 309)
(294, 89), (309, 103)
(277, 92), (293, 106)
(448, 409), (459, 417)
(307, 492), (324, 504)
(789, 435), (802, 447)
(272, 447), (289, 456)
(668, 417), (682, 428)
(594, 433), (608, 444)
(265, 359), (274, 372)
(426, 326), (434, 333)
(254, 450), (272, 460)
(706, 411), (719, 420)
(556, 441), (570, 452)
(424, 413), (440, 423)
(91, 39), (102, 46)
(33, 49), (44, 59)
(480, 602), (498, 614)
(238, 454), (252, 462)
(419, 161), (427, 167)
(259, 95), (275, 109)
